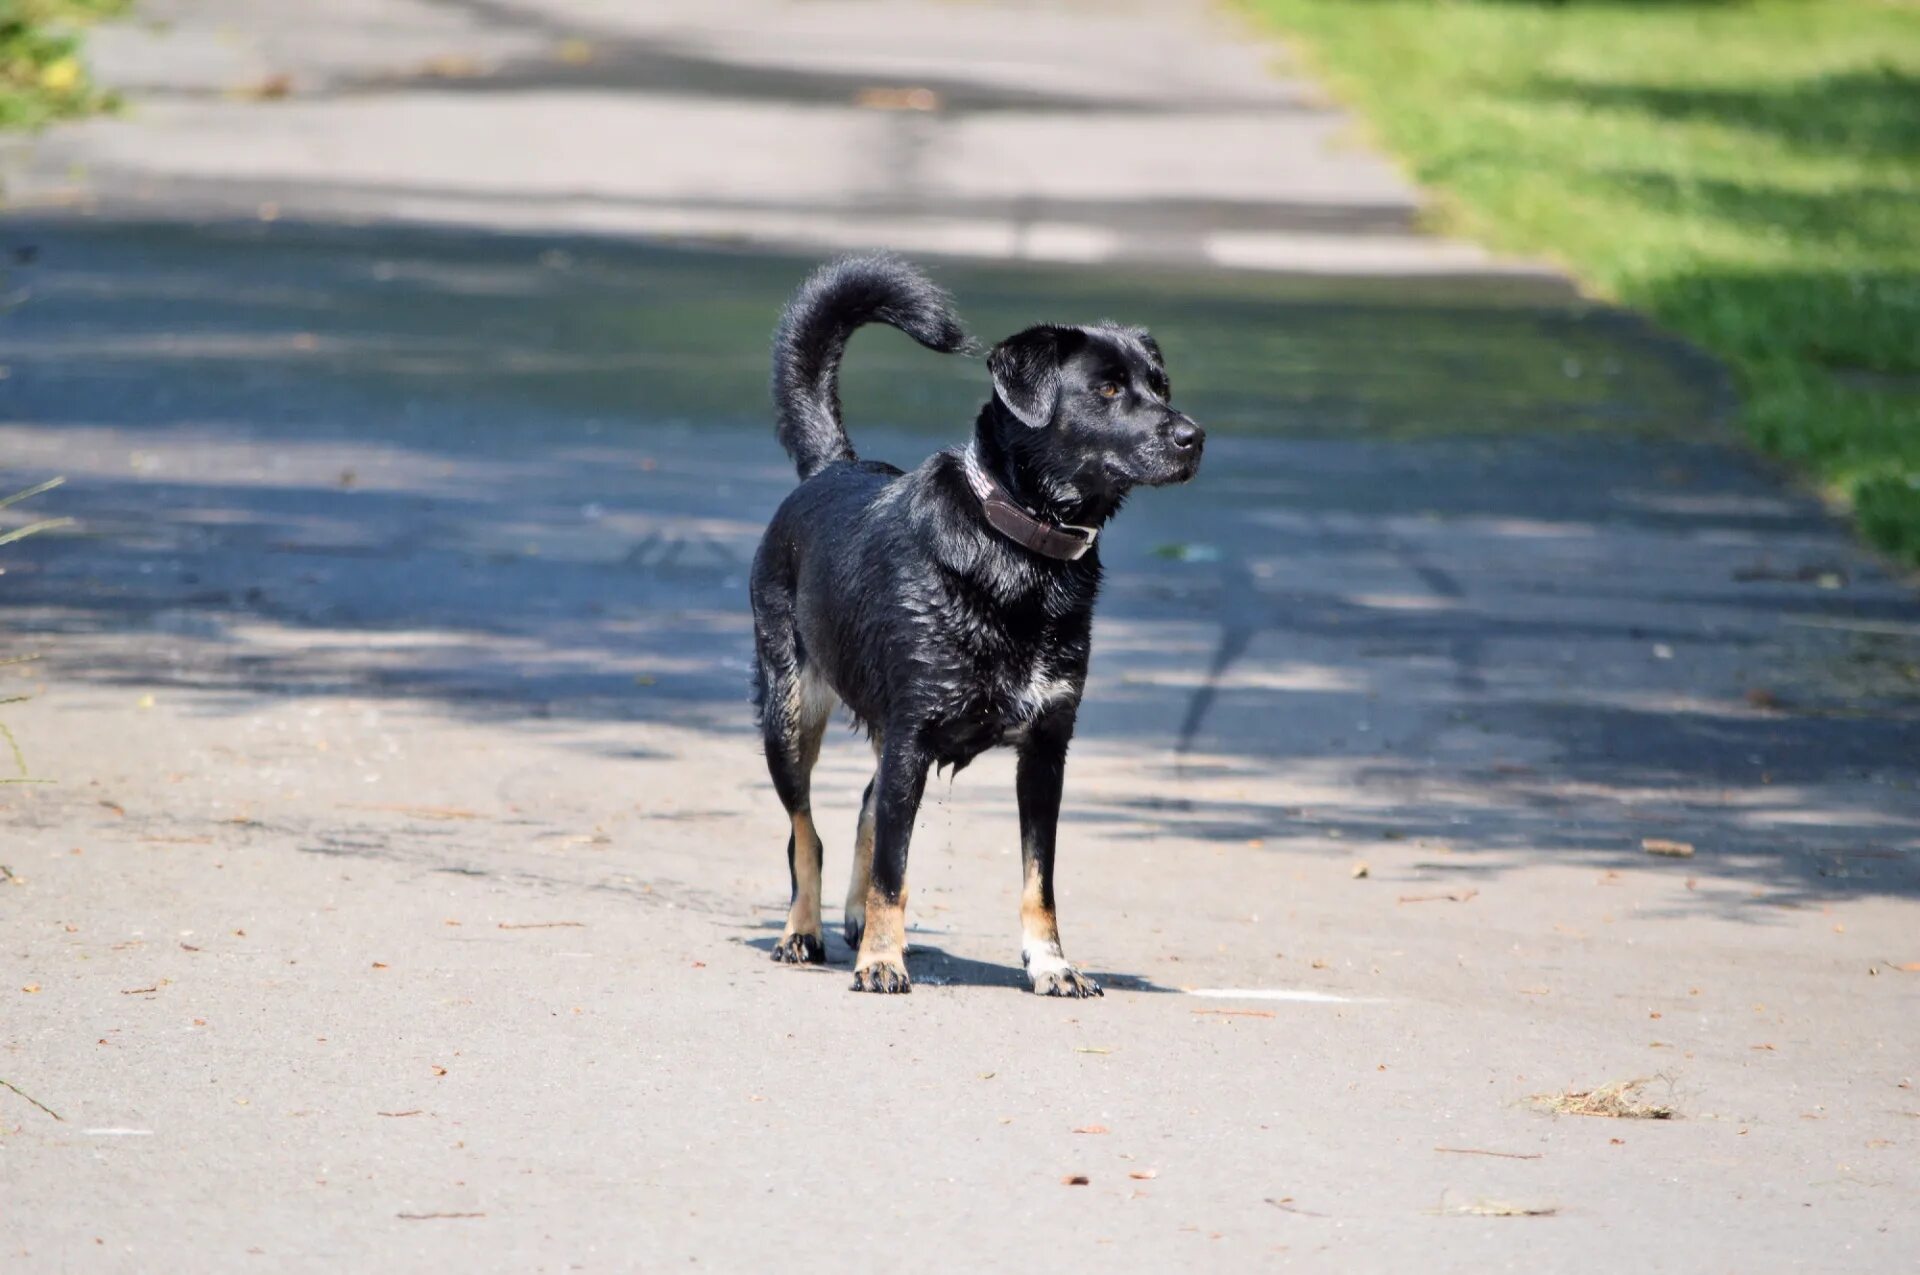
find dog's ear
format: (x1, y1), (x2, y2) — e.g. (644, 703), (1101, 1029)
(988, 326), (1064, 429)
(1128, 327), (1170, 398)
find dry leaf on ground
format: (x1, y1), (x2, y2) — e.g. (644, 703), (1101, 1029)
(855, 86), (940, 111)
(230, 74), (293, 100)
(419, 55), (486, 78)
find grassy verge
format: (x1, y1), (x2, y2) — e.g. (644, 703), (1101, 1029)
(1, 0), (126, 130)
(0, 478), (68, 786)
(1241, 0), (1920, 564)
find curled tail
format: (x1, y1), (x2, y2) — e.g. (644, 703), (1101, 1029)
(771, 253), (971, 480)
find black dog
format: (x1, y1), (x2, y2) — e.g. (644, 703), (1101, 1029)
(751, 255), (1203, 995)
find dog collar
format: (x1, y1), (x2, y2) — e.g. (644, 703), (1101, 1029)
(960, 446), (1099, 562)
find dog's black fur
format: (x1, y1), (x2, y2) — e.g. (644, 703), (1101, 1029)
(751, 254), (1203, 995)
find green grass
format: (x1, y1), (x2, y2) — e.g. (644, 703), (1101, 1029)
(1241, 0), (1920, 563)
(1, 0), (126, 130)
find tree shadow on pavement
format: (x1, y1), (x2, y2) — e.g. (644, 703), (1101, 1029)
(3, 217), (1916, 914)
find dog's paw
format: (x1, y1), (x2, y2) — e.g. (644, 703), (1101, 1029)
(842, 909), (865, 952)
(1024, 945), (1102, 998)
(850, 956), (911, 994)
(1031, 965), (1102, 998)
(770, 932), (825, 965)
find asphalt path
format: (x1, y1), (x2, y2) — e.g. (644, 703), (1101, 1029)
(3, 2), (1916, 1269)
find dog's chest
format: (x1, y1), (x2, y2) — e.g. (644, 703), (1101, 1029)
(917, 562), (1092, 764)
(924, 649), (1080, 765)
(1001, 660), (1079, 724)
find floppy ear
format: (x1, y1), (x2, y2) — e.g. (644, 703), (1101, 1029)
(988, 326), (1063, 429)
(1129, 327), (1170, 397)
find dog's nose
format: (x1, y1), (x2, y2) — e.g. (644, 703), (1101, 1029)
(1170, 418), (1203, 451)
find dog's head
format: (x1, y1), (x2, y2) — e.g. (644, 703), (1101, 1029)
(985, 323), (1203, 514)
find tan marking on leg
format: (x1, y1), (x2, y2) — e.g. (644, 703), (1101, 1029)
(769, 668), (832, 967)
(1020, 855), (1061, 953)
(842, 736), (881, 948)
(852, 882), (909, 993)
(787, 812), (823, 933)
(843, 788), (875, 938)
(773, 811), (825, 964)
(1021, 851), (1100, 997)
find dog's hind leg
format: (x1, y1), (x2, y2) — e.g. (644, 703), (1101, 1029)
(842, 775), (876, 950)
(841, 733), (883, 950)
(850, 729), (929, 994)
(763, 661), (835, 966)
(1015, 709), (1101, 997)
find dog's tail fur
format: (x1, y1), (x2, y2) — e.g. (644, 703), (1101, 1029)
(771, 254), (971, 480)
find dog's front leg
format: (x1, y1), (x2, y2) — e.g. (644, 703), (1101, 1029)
(851, 732), (930, 994)
(1016, 711), (1101, 998)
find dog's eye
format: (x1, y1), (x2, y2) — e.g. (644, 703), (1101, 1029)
(1097, 382), (1122, 399)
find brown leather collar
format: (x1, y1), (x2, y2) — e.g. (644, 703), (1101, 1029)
(960, 447), (1099, 562)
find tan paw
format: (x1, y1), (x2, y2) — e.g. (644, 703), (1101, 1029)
(850, 956), (910, 994)
(770, 931), (825, 965)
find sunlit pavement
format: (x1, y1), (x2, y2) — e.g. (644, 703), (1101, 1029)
(2, 3), (1917, 1270)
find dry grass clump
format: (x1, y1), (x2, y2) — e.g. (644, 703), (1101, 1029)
(1533, 1077), (1675, 1120)
(1448, 1200), (1558, 1218)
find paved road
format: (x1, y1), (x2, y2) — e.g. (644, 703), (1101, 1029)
(2, 0), (1526, 275)
(3, 2), (1918, 1271)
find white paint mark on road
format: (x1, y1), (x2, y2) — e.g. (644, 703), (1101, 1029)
(1186, 988), (1384, 1005)
(1205, 231), (1546, 277)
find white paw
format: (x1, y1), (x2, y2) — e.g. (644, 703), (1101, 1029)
(1023, 941), (1102, 998)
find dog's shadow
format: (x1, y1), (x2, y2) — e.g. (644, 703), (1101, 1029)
(740, 925), (1179, 994)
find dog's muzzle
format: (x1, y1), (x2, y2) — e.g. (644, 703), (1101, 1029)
(1151, 412), (1205, 483)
